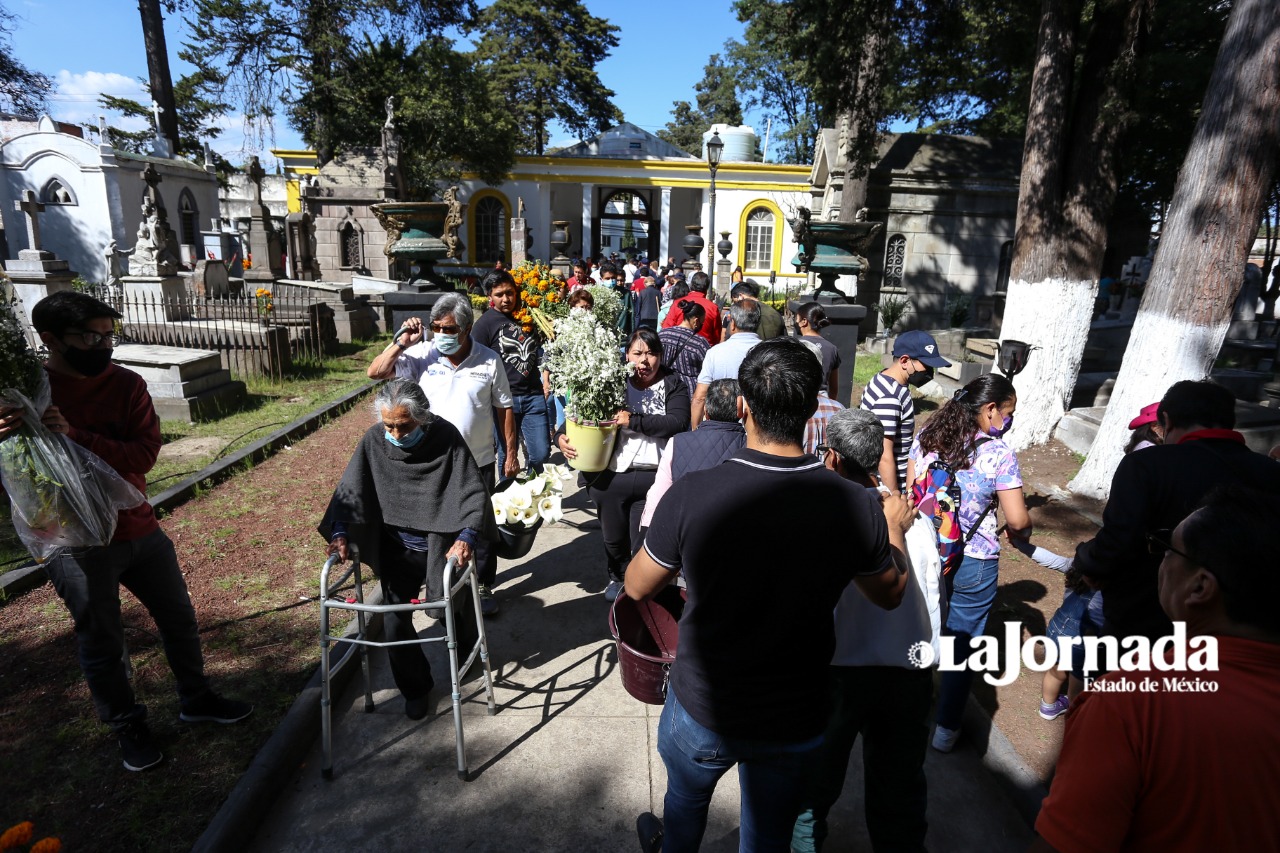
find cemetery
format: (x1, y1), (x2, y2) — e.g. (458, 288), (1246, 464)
(0, 0), (1278, 851)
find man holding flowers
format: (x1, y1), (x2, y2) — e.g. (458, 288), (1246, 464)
(0, 291), (252, 773)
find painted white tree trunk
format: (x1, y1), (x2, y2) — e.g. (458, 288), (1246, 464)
(995, 277), (1096, 451)
(1070, 0), (1280, 498)
(1069, 314), (1227, 497)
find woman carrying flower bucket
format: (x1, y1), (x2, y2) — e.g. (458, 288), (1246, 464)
(554, 328), (691, 602)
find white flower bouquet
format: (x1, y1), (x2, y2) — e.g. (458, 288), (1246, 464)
(583, 285), (624, 330)
(491, 463), (575, 529)
(542, 307), (632, 425)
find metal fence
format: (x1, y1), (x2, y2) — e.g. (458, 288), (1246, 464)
(81, 282), (340, 382)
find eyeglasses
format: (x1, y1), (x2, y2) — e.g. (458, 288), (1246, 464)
(64, 330), (116, 347)
(429, 324), (461, 335)
(1147, 529), (1193, 562)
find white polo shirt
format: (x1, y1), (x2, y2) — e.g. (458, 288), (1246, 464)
(395, 339), (513, 467)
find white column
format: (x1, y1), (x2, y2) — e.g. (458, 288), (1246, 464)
(659, 186), (672, 265)
(534, 182), (553, 261)
(580, 183), (593, 259)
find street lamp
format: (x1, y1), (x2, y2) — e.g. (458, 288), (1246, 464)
(705, 131), (724, 276)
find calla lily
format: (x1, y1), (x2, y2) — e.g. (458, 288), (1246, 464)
(537, 495), (563, 524)
(520, 506), (539, 527)
(493, 505), (506, 523)
(505, 484), (533, 510)
(504, 505), (522, 525)
(491, 493), (509, 511)
(526, 476), (548, 497)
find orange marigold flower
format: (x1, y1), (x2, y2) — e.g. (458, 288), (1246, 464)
(31, 839), (61, 853)
(1, 823), (34, 850)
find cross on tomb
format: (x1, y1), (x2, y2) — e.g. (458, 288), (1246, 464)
(140, 162), (163, 207)
(150, 99), (164, 134)
(14, 189), (45, 252)
(246, 155), (266, 206)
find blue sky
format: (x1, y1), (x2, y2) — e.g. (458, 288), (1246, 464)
(9, 0), (760, 168)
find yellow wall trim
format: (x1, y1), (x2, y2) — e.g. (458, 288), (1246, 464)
(737, 199), (788, 278)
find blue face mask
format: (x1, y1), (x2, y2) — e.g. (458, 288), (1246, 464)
(385, 426), (425, 448)
(434, 334), (462, 355)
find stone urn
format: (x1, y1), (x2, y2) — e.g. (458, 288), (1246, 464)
(371, 200), (466, 289)
(682, 225), (705, 264)
(717, 230), (733, 262)
(550, 220), (572, 260)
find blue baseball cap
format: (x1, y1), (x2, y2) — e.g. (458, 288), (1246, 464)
(893, 330), (951, 367)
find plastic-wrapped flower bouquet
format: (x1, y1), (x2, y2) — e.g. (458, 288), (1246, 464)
(0, 288), (144, 562)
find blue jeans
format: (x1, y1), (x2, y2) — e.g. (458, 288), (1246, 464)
(43, 528), (210, 729)
(935, 555), (999, 731)
(658, 690), (822, 852)
(494, 393), (550, 474)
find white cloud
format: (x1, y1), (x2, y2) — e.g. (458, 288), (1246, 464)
(49, 69), (150, 131)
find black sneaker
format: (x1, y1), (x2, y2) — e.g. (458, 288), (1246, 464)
(118, 720), (163, 772)
(478, 584), (500, 617)
(605, 580), (625, 602)
(179, 692), (254, 724)
(636, 812), (663, 853)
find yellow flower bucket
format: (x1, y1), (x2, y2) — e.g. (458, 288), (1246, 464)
(565, 418), (619, 472)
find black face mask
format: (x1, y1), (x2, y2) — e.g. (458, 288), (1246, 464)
(62, 345), (113, 377)
(907, 365), (934, 387)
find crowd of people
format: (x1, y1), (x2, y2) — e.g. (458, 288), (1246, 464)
(6, 266), (1280, 852)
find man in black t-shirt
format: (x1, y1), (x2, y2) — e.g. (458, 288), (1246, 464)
(471, 270), (549, 474)
(626, 338), (911, 853)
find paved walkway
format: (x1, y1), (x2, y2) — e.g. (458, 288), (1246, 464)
(250, 481), (1033, 852)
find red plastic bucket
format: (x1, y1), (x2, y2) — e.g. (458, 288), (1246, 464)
(608, 585), (685, 705)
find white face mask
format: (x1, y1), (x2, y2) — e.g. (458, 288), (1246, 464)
(435, 333), (462, 355)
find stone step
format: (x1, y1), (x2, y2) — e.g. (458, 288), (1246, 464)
(151, 378), (248, 422)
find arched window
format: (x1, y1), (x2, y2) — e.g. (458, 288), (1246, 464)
(41, 178), (74, 205)
(995, 239), (1014, 294)
(474, 196), (507, 264)
(884, 234), (907, 288)
(744, 207), (775, 270)
(178, 190), (199, 246)
(339, 222), (361, 269)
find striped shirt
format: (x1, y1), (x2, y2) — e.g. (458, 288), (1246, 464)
(859, 372), (914, 488)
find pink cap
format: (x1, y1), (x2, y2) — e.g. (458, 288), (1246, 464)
(1128, 402), (1160, 430)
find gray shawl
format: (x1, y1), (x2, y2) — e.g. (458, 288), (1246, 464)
(318, 417), (494, 600)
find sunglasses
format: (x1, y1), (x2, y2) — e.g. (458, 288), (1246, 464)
(429, 324), (461, 335)
(1146, 529), (1194, 562)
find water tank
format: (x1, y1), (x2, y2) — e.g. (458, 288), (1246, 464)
(702, 124), (757, 163)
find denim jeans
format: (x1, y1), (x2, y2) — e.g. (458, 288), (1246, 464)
(494, 393), (550, 474)
(792, 666), (933, 853)
(935, 555), (999, 730)
(658, 690), (822, 852)
(43, 528), (210, 729)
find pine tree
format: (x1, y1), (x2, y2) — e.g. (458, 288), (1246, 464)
(470, 0), (622, 155)
(0, 4), (51, 115)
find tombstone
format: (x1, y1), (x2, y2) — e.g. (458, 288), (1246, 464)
(285, 209), (321, 281)
(200, 217), (244, 277)
(192, 259), (232, 298)
(110, 343), (247, 422)
(1230, 264), (1264, 339)
(123, 170), (191, 322)
(7, 189), (76, 326)
(510, 201), (529, 267)
(242, 156), (286, 286)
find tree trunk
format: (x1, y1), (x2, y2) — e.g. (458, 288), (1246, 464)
(838, 14), (888, 222)
(1070, 0), (1280, 498)
(137, 0), (180, 151)
(997, 0), (1147, 449)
